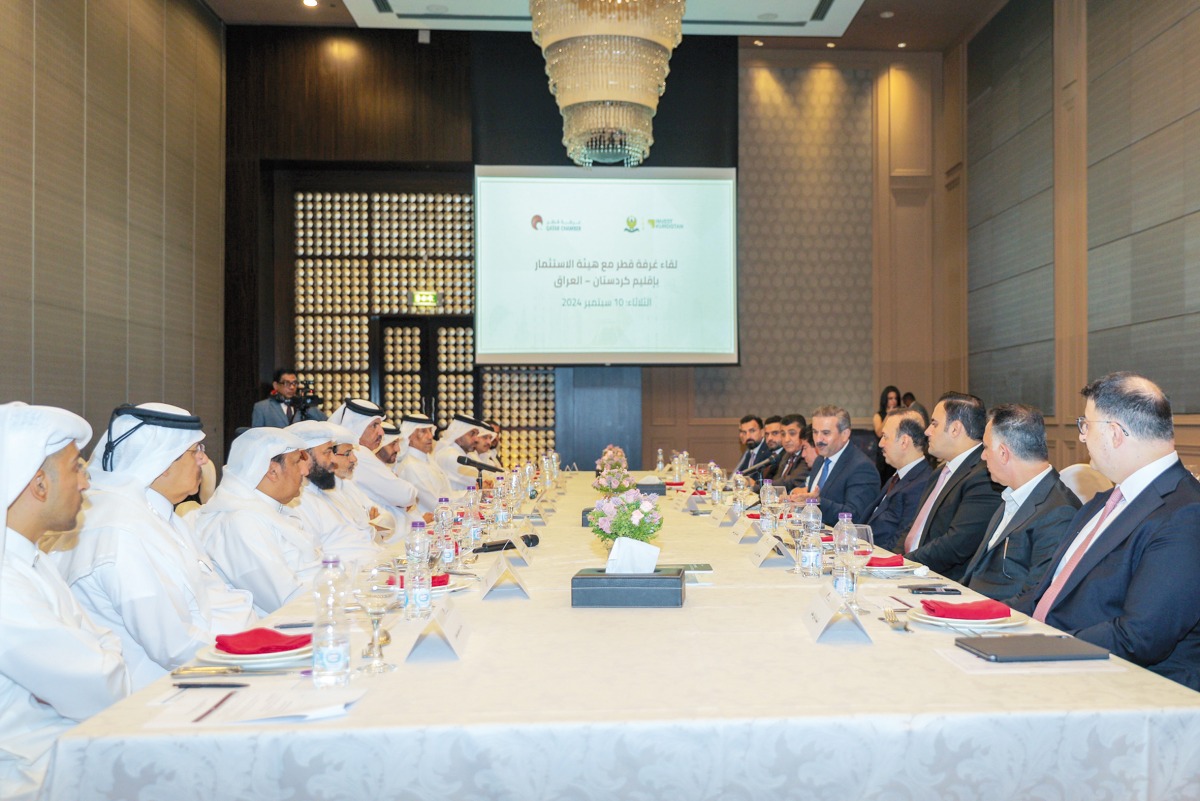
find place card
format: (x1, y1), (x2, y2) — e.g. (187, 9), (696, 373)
(707, 503), (736, 526)
(388, 597), (471, 661)
(802, 586), (872, 644)
(730, 516), (761, 543)
(684, 494), (709, 514)
(479, 554), (532, 599)
(671, 493), (687, 511)
(749, 534), (792, 568)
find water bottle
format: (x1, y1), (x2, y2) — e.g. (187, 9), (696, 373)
(434, 496), (452, 535)
(731, 472), (745, 518)
(465, 483), (479, 511)
(440, 524), (456, 569)
(493, 493), (512, 530)
(831, 512), (856, 596)
(710, 467), (724, 505)
(507, 468), (521, 502)
(311, 557), (351, 688)
(656, 448), (665, 473)
(405, 522), (433, 620)
(799, 498), (824, 578)
(759, 479), (778, 534)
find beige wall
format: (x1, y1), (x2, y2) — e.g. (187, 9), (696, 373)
(0, 0), (225, 456)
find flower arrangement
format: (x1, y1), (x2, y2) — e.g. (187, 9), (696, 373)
(588, 489), (663, 544)
(592, 466), (636, 496)
(595, 445), (628, 472)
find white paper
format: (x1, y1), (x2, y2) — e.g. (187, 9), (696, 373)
(606, 537), (660, 574)
(147, 686), (365, 728)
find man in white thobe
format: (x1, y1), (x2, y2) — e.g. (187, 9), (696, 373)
(434, 413), (496, 491)
(195, 427), (321, 615)
(288, 420), (383, 568)
(50, 403), (257, 690)
(0, 403), (129, 801)
(329, 398), (417, 529)
(397, 413), (461, 515)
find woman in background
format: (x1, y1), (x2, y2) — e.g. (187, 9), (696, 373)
(873, 385), (901, 485)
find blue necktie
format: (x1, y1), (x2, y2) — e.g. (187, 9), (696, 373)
(814, 458), (831, 489)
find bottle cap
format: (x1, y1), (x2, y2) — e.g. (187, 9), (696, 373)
(438, 497), (449, 503)
(411, 521), (426, 530)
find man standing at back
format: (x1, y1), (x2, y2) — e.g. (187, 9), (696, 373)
(1013, 373), (1200, 691)
(961, 404), (1080, 604)
(788, 405), (879, 525)
(903, 392), (1003, 581)
(251, 369), (326, 427)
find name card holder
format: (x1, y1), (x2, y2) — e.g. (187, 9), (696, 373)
(480, 554), (532, 599)
(392, 597), (471, 661)
(749, 534), (792, 568)
(802, 587), (872, 644)
(684, 494), (710, 514)
(707, 503), (737, 527)
(730, 516), (762, 543)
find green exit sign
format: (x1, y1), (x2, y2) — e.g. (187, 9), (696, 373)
(411, 290), (439, 308)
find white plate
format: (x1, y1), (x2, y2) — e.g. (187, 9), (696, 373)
(905, 608), (1029, 629)
(198, 643), (313, 664)
(862, 559), (923, 575)
(195, 649), (313, 671)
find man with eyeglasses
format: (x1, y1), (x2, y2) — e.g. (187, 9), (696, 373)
(1011, 372), (1200, 691)
(960, 404), (1080, 604)
(49, 404), (256, 691)
(251, 368), (327, 427)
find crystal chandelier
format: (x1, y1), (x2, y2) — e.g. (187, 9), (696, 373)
(530, 0), (686, 167)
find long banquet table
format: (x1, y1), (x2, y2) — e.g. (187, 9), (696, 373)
(43, 472), (1200, 800)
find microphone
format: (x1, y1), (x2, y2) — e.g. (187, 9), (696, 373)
(473, 533), (539, 552)
(744, 450), (782, 474)
(457, 455), (504, 473)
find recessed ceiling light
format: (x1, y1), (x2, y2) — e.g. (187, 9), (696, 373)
(303, 0), (317, 7)
(758, 13), (778, 21)
(826, 42), (836, 48)
(880, 11), (895, 19)
(753, 39), (764, 47)
(897, 42), (907, 48)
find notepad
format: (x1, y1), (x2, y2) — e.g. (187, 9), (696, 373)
(955, 634), (1109, 663)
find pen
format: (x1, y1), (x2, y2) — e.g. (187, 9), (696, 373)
(173, 682), (250, 689)
(192, 690), (237, 723)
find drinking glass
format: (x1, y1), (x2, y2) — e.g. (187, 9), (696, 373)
(834, 525), (874, 611)
(785, 503), (805, 575)
(352, 560), (399, 674)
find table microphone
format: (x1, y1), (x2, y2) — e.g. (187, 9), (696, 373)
(473, 534), (539, 552)
(456, 455), (504, 473)
(744, 451), (781, 474)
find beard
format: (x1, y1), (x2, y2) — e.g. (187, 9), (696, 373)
(309, 460), (337, 491)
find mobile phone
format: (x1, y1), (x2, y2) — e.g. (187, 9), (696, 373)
(898, 583), (946, 590)
(910, 587), (962, 595)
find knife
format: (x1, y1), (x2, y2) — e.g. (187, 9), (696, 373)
(171, 666), (311, 677)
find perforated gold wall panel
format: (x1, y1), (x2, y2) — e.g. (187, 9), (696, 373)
(371, 192), (474, 315)
(483, 367), (556, 467)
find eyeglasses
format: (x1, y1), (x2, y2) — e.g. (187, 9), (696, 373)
(186, 443), (206, 455)
(277, 380), (298, 387)
(1075, 417), (1129, 436)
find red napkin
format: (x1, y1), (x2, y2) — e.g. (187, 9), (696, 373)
(746, 512), (760, 519)
(215, 628), (312, 655)
(388, 573), (451, 589)
(866, 554), (904, 567)
(665, 481), (685, 487)
(920, 599), (1011, 620)
(821, 535), (833, 542)
(692, 490), (707, 496)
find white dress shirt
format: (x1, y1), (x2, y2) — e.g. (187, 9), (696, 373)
(985, 465), (1053, 552)
(1, 528), (129, 801)
(291, 480), (383, 569)
(52, 485), (256, 690)
(195, 476), (324, 615)
(352, 444), (418, 521)
(397, 449), (460, 515)
(434, 441), (482, 491)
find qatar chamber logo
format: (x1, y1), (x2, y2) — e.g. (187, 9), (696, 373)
(532, 215), (582, 232)
(624, 216), (640, 233)
(531, 215), (544, 230)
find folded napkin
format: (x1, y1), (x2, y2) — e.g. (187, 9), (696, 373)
(920, 599), (1011, 620)
(215, 628), (312, 655)
(821, 535), (833, 542)
(388, 573), (451, 588)
(692, 490), (707, 496)
(866, 554), (904, 568)
(664, 481), (685, 487)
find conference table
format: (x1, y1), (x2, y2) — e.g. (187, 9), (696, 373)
(43, 472), (1200, 800)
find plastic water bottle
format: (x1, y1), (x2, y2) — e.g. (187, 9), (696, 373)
(493, 493), (512, 530)
(434, 496), (452, 535)
(759, 479), (778, 534)
(799, 498), (824, 578)
(656, 448), (665, 473)
(406, 522), (433, 620)
(465, 483), (479, 511)
(831, 512), (856, 596)
(311, 557), (351, 688)
(731, 472), (745, 518)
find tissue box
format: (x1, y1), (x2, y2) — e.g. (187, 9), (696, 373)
(581, 508), (594, 527)
(570, 567), (686, 608)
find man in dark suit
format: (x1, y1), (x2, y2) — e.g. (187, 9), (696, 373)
(789, 405), (879, 525)
(903, 392), (1003, 581)
(734, 415), (768, 475)
(962, 404), (1080, 604)
(768, 414), (809, 493)
(866, 409), (933, 552)
(250, 368), (326, 428)
(1012, 373), (1200, 691)
(751, 415), (785, 488)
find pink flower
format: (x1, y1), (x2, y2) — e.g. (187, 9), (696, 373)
(631, 510), (644, 525)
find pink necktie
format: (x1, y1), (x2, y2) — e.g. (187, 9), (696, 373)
(903, 465), (951, 552)
(1033, 487), (1124, 622)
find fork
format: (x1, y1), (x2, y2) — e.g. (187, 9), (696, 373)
(883, 607), (912, 633)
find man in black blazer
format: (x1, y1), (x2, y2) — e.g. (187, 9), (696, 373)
(866, 409), (934, 552)
(903, 392), (1003, 582)
(789, 405), (879, 526)
(768, 414), (809, 493)
(1012, 373), (1200, 691)
(751, 416), (785, 488)
(962, 404), (1080, 604)
(734, 415), (768, 475)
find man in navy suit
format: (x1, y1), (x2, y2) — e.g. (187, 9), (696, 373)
(962, 404), (1080, 604)
(250, 369), (326, 428)
(769, 414), (810, 493)
(866, 409), (933, 552)
(903, 392), (1003, 581)
(789, 405), (879, 526)
(734, 415), (768, 475)
(1012, 373), (1200, 691)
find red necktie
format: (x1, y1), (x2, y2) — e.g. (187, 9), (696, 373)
(1033, 487), (1124, 622)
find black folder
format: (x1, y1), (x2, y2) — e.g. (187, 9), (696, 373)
(955, 633), (1110, 662)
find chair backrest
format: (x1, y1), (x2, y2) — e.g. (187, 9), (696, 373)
(1059, 462), (1113, 505)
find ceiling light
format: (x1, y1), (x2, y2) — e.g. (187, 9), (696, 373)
(880, 10), (894, 19)
(753, 39), (764, 47)
(531, 0), (685, 168)
(897, 42), (907, 48)
(826, 42), (836, 48)
(303, 0), (318, 7)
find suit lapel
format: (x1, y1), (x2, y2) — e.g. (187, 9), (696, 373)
(921, 447), (981, 517)
(807, 456), (826, 491)
(962, 503), (1006, 579)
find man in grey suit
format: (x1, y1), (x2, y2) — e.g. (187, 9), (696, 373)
(962, 404), (1081, 604)
(250, 368), (326, 428)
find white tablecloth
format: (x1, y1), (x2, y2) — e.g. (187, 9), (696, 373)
(43, 474), (1200, 800)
